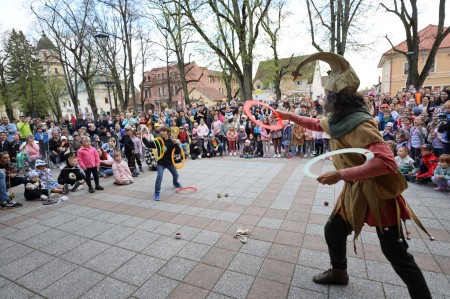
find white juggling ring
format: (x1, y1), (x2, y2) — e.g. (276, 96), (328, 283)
(303, 148), (374, 179)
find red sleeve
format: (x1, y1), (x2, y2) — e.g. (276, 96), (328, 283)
(339, 142), (397, 181)
(416, 161), (438, 179)
(289, 115), (323, 132)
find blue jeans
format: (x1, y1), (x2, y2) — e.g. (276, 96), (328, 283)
(0, 171), (9, 202)
(155, 164), (180, 194)
(100, 168), (113, 176)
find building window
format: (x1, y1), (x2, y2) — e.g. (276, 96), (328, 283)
(144, 88), (150, 98)
(256, 84), (261, 89)
(297, 81), (301, 86)
(55, 68), (59, 74)
(105, 97), (109, 104)
(403, 62), (409, 75)
(162, 87), (166, 96)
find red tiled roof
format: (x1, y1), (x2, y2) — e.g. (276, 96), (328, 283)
(189, 87), (225, 101)
(383, 24), (450, 55)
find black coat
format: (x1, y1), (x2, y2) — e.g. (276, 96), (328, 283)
(143, 137), (180, 166)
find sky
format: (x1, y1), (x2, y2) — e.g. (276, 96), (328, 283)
(0, 0), (448, 90)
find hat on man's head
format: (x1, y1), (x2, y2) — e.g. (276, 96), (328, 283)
(154, 123), (160, 127)
(35, 159), (47, 167)
(291, 52), (360, 94)
(380, 104), (389, 108)
(61, 136), (67, 140)
(386, 122), (393, 127)
(73, 132), (79, 136)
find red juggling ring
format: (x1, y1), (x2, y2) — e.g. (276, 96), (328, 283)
(175, 186), (198, 193)
(243, 100), (284, 130)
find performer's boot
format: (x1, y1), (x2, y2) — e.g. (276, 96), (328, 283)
(313, 268), (349, 285)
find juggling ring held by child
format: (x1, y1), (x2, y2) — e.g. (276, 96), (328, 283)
(303, 148), (375, 179)
(139, 125), (151, 146)
(171, 148), (186, 169)
(243, 100), (284, 130)
(153, 137), (165, 160)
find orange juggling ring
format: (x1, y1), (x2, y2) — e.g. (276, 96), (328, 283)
(243, 100), (284, 130)
(172, 147), (186, 169)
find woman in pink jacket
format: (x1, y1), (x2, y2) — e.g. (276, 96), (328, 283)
(112, 151), (134, 185)
(77, 136), (103, 193)
(21, 135), (42, 168)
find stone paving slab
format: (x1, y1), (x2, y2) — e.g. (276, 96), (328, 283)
(0, 157), (449, 298)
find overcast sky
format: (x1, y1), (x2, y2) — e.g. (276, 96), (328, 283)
(1, 0), (448, 90)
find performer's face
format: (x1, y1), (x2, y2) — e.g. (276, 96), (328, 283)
(323, 91), (333, 113)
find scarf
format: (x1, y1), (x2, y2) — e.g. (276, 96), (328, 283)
(328, 106), (372, 139)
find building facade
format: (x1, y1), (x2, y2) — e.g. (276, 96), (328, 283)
(140, 62), (238, 111)
(253, 55), (324, 102)
(378, 25), (450, 95)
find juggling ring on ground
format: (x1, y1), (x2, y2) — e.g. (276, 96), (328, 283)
(176, 186), (198, 193)
(303, 148), (374, 179)
(172, 147), (186, 169)
(243, 100), (284, 130)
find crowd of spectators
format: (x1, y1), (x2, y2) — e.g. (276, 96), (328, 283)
(1, 87), (449, 209)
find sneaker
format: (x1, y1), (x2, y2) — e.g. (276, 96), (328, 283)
(103, 173), (108, 178)
(88, 187), (95, 193)
(434, 186), (446, 191)
(277, 154), (281, 158)
(154, 193), (160, 201)
(132, 172), (139, 177)
(233, 152), (237, 156)
(71, 181), (81, 192)
(62, 184), (69, 194)
(198, 155), (202, 159)
(95, 185), (104, 191)
(0, 199), (22, 209)
(174, 183), (182, 188)
(229, 153), (233, 156)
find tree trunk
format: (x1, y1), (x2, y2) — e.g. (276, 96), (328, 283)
(242, 64), (253, 101)
(86, 85), (98, 119)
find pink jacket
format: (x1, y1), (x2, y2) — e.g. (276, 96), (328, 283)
(260, 128), (272, 141)
(112, 160), (133, 182)
(77, 146), (100, 169)
(25, 142), (41, 158)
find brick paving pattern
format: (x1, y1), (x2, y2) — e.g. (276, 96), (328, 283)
(0, 157), (449, 298)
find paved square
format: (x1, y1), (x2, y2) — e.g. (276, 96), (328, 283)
(0, 157), (449, 298)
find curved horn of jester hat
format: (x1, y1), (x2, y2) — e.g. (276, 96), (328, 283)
(292, 52), (360, 94)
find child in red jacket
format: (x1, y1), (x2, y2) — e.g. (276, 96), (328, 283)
(413, 144), (438, 184)
(77, 136), (104, 193)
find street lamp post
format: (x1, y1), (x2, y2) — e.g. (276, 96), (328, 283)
(94, 32), (114, 116)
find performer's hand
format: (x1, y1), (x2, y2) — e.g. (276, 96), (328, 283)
(317, 171), (342, 185)
(275, 110), (291, 121)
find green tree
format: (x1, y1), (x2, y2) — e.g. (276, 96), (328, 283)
(5, 29), (49, 117)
